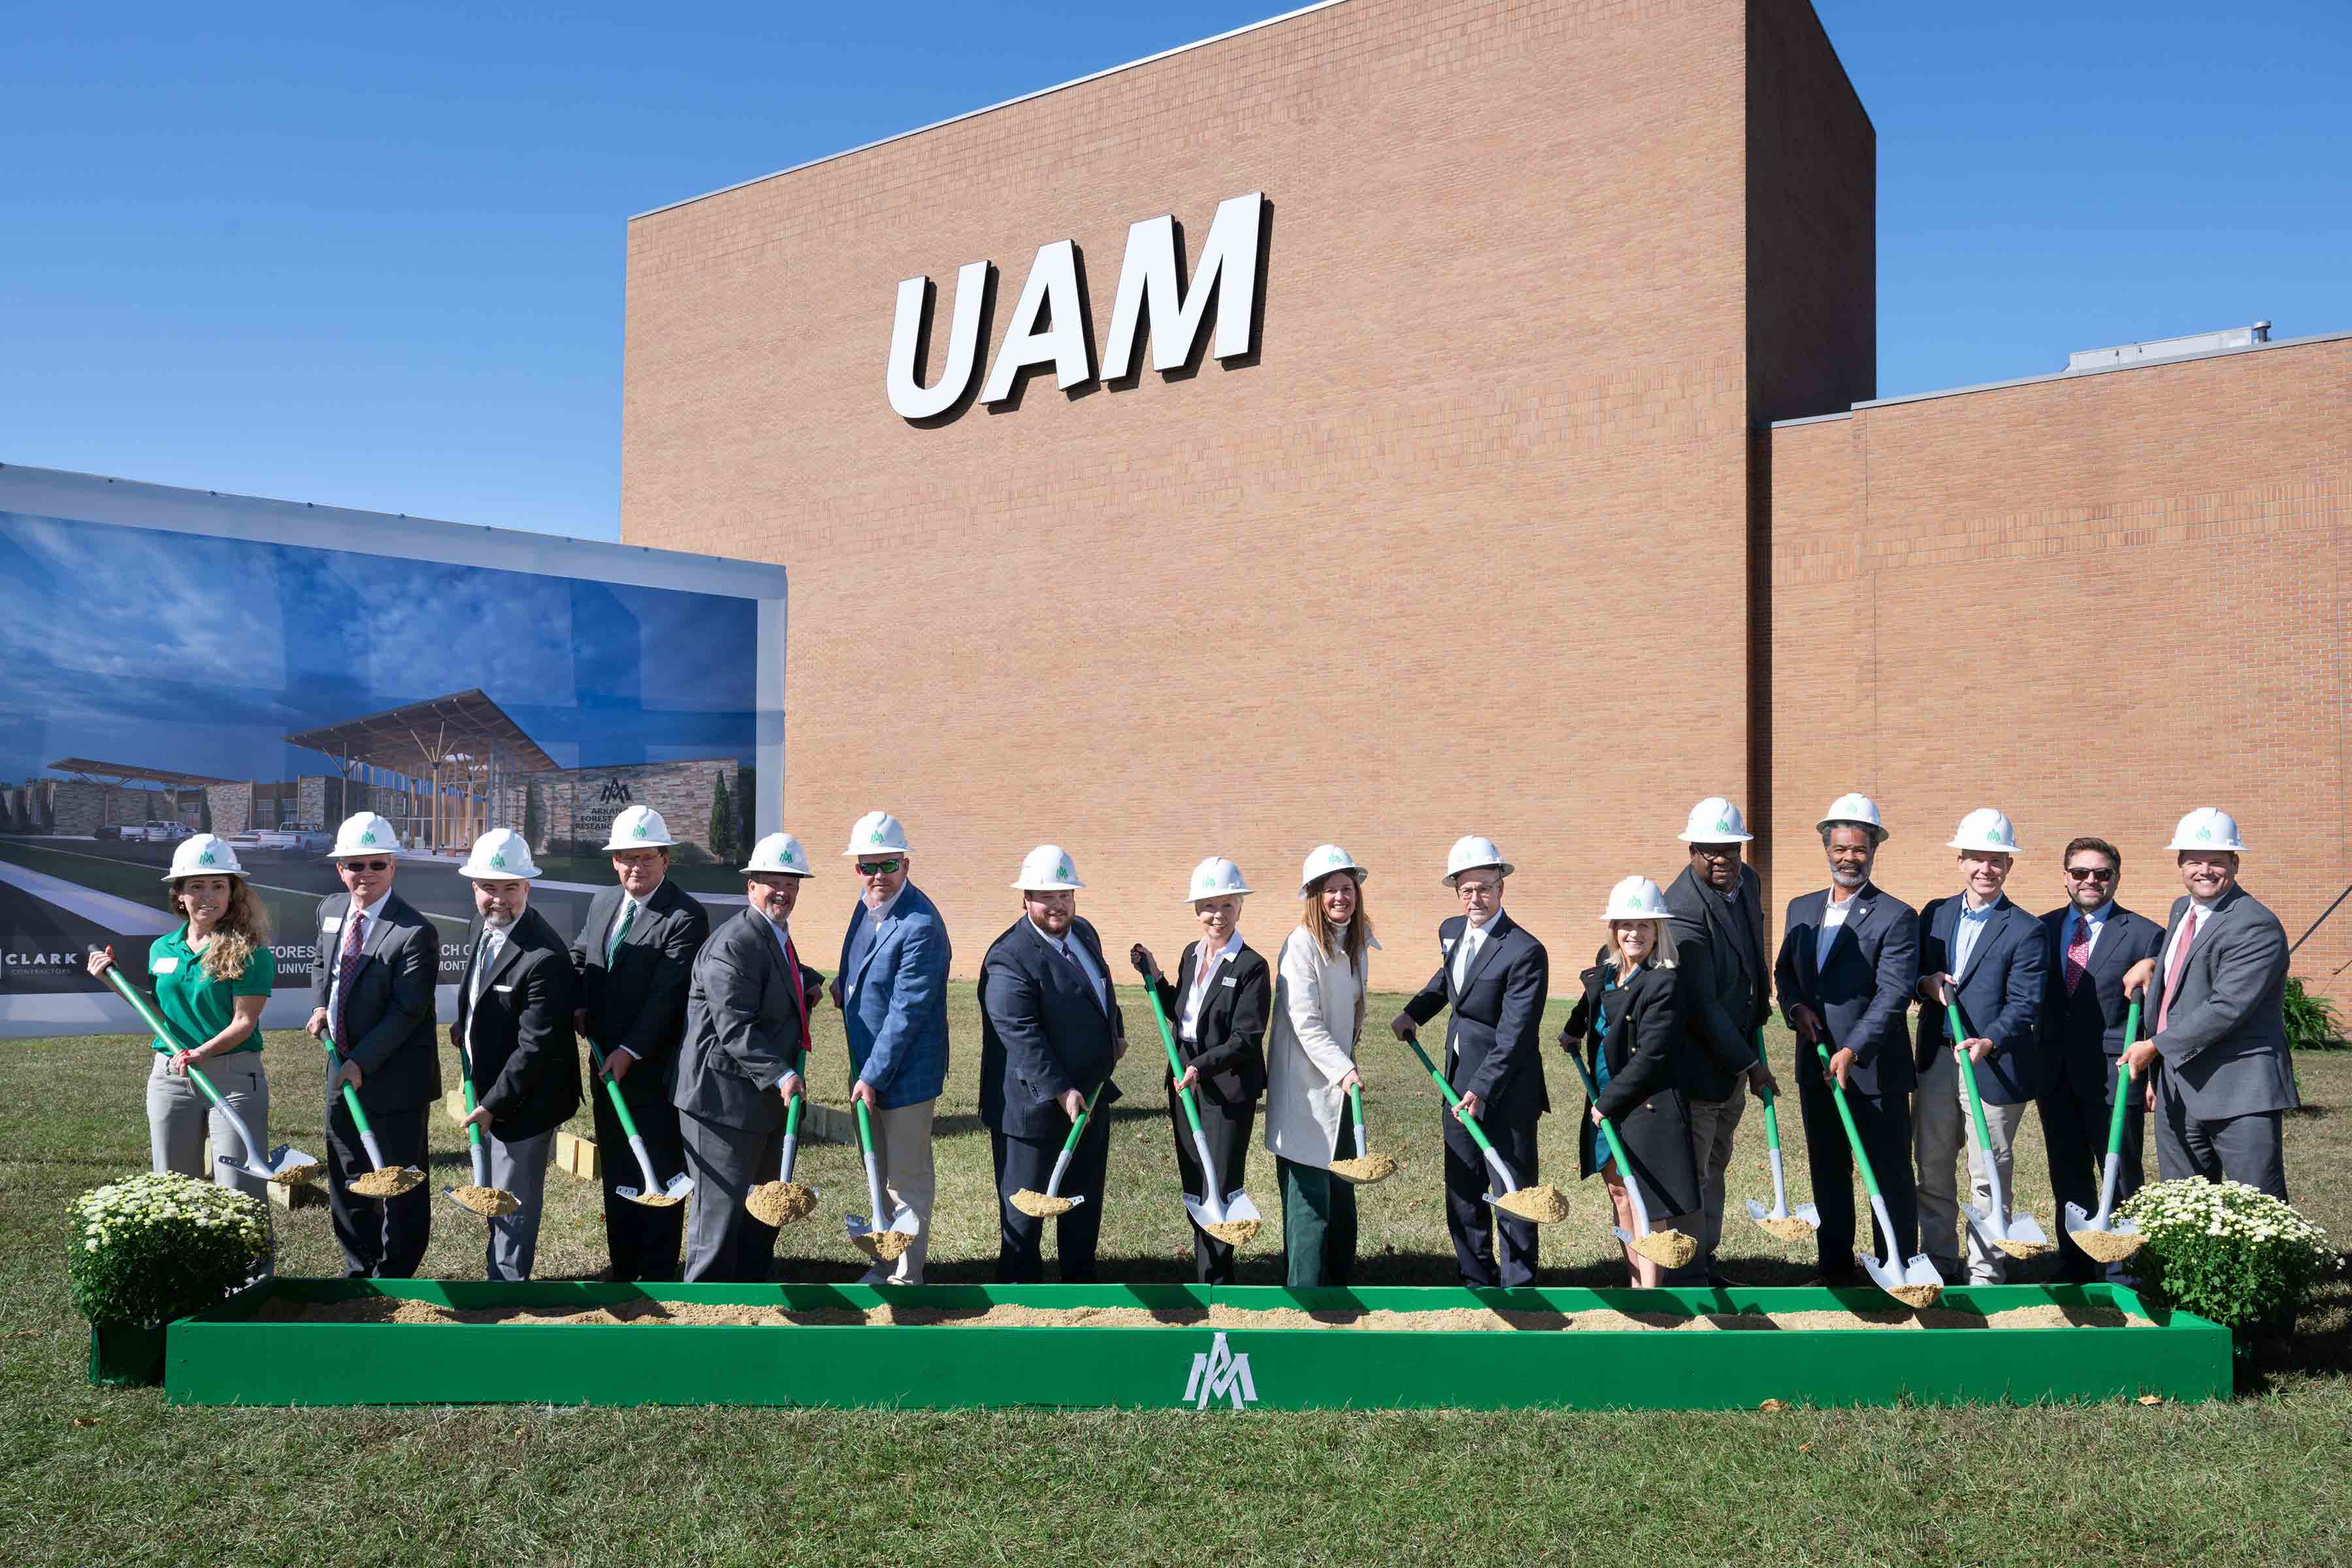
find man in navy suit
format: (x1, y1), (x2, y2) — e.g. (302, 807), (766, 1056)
(831, 811), (951, 1286)
(1913, 809), (2048, 1284)
(1774, 794), (1920, 1284)
(978, 845), (1126, 1283)
(2036, 836), (2165, 1282)
(1392, 836), (1550, 1289)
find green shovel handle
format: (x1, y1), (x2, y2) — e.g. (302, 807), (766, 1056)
(1348, 1083), (1367, 1144)
(458, 1071), (485, 1152)
(314, 1030), (378, 1140)
(1560, 1038), (1639, 1184)
(1398, 1030), (1498, 1156)
(584, 1039), (647, 1143)
(1946, 1000), (1999, 1154)
(1057, 1081), (1106, 1154)
(1754, 1026), (1784, 1154)
(2108, 1000), (2142, 1158)
(1814, 1042), (1884, 1200)
(1144, 985), (1207, 1139)
(99, 964), (237, 1118)
(854, 1095), (875, 1155)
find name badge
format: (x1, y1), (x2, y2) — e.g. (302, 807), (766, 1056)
(322, 917), (342, 933)
(493, 984), (515, 994)
(1441, 937), (1456, 954)
(151, 956), (179, 975)
(1220, 975), (1237, 988)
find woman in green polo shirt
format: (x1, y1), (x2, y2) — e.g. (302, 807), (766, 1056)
(84, 834), (277, 1199)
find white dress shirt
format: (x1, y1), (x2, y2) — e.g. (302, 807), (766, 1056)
(1180, 932), (1242, 1043)
(326, 889), (393, 1028)
(1451, 918), (1494, 992)
(1816, 888), (1861, 970)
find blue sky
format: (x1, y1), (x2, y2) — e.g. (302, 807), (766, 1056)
(0, 512), (757, 784)
(4, 2), (2344, 538)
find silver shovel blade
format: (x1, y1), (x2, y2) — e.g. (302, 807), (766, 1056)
(1745, 1198), (1774, 1221)
(2063, 1200), (2100, 1233)
(1612, 1226), (1635, 1245)
(887, 1206), (920, 1239)
(2005, 1212), (2050, 1246)
(1963, 1202), (2008, 1250)
(1220, 1192), (1262, 1224)
(1792, 1202), (1821, 1226)
(662, 1173), (696, 1203)
(1902, 1252), (1942, 1287)
(1749, 1197), (1824, 1228)
(1182, 1196), (1220, 1230)
(845, 1214), (876, 1240)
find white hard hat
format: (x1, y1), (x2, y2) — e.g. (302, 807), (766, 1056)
(844, 810), (911, 858)
(1817, 792), (1889, 842)
(742, 832), (815, 877)
(1601, 875), (1673, 921)
(1443, 834), (1514, 885)
(1298, 843), (1367, 898)
(161, 834), (245, 881)
(602, 805), (676, 852)
(2168, 808), (2246, 853)
(1677, 796), (1754, 845)
(1012, 844), (1084, 891)
(331, 812), (401, 859)
(1186, 857), (1251, 902)
(458, 828), (540, 881)
(1948, 808), (2023, 855)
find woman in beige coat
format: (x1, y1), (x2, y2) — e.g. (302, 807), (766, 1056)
(1264, 844), (1374, 1288)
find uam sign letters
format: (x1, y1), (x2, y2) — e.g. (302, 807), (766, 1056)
(887, 190), (1266, 421)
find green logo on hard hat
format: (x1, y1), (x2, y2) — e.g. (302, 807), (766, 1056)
(490, 851), (507, 870)
(632, 823), (649, 839)
(1058, 860), (1072, 879)
(1716, 817), (1735, 834)
(359, 829), (377, 845)
(781, 846), (796, 864)
(2197, 825), (2213, 841)
(870, 826), (887, 844)
(197, 847), (216, 865)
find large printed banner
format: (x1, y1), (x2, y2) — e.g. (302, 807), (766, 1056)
(0, 467), (787, 1036)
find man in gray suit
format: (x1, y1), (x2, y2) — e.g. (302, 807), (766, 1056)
(1662, 796), (1775, 1286)
(2123, 809), (2298, 1201)
(675, 832), (826, 1282)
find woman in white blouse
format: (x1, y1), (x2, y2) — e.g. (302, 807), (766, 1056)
(1264, 844), (1375, 1288)
(1131, 858), (1271, 1284)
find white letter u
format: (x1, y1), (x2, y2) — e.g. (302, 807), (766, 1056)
(887, 261), (989, 420)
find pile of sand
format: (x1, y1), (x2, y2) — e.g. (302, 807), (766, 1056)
(263, 1298), (2139, 1332)
(347, 1166), (421, 1199)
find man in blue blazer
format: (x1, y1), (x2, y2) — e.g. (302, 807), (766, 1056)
(830, 811), (951, 1286)
(978, 845), (1126, 1284)
(2035, 835), (2165, 1281)
(1773, 794), (1920, 1284)
(1912, 809), (2048, 1284)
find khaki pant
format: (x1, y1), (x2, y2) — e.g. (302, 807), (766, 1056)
(1914, 1045), (2030, 1283)
(1677, 1089), (1747, 1281)
(866, 1098), (938, 1284)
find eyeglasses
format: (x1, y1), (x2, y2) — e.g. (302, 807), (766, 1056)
(340, 860), (392, 873)
(1456, 882), (1499, 898)
(2064, 866), (2116, 883)
(1692, 845), (1740, 861)
(855, 859), (902, 877)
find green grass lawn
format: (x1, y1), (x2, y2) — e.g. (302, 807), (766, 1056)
(4, 981), (2349, 1565)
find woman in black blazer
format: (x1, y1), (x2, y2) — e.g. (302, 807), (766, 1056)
(1130, 857), (1271, 1284)
(1560, 877), (1701, 1287)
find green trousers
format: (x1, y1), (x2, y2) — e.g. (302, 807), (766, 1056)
(1277, 1155), (1358, 1288)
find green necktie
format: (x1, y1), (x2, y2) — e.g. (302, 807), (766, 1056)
(606, 898), (637, 964)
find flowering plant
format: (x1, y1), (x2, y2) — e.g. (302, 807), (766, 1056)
(2117, 1178), (2338, 1333)
(67, 1173), (269, 1329)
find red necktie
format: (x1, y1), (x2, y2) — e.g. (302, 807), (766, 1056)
(2063, 915), (2091, 994)
(2156, 908), (2200, 1033)
(782, 934), (809, 1038)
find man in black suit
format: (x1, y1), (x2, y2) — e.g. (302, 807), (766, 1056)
(674, 832), (825, 1283)
(2036, 835), (2166, 1282)
(306, 811), (441, 1279)
(1392, 836), (1550, 1289)
(1774, 795), (1921, 1284)
(451, 830), (581, 1281)
(570, 806), (711, 1281)
(978, 845), (1126, 1284)
(1662, 797), (1776, 1286)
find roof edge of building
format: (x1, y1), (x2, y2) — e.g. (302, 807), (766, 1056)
(627, 0), (1350, 223)
(1769, 327), (2351, 427)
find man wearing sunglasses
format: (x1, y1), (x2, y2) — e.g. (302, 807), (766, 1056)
(831, 811), (951, 1285)
(2034, 837), (2164, 1282)
(306, 811), (440, 1277)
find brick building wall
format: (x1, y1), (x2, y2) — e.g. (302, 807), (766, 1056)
(1767, 335), (2352, 999)
(621, 0), (1872, 987)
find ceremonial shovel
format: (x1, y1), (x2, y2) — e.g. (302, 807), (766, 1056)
(2063, 1000), (2148, 1266)
(442, 1039), (519, 1220)
(1814, 1043), (1940, 1307)
(1947, 1001), (2053, 1262)
(314, 1029), (423, 1200)
(1561, 1043), (1695, 1268)
(1744, 1028), (1820, 1245)
(745, 1050), (818, 1227)
(1399, 1029), (1569, 1225)
(845, 1098), (920, 1263)
(1010, 1082), (1103, 1218)
(1326, 1083), (1397, 1185)
(586, 1038), (693, 1207)
(93, 952), (322, 1187)
(1145, 987), (1262, 1247)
